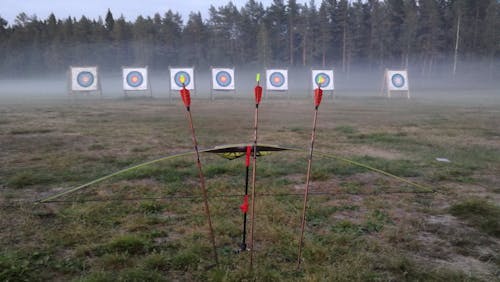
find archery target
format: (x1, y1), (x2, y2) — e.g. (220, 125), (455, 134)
(387, 70), (408, 90)
(123, 67), (148, 90)
(266, 69), (288, 91)
(311, 70), (334, 90)
(71, 67), (98, 91)
(170, 68), (194, 90)
(212, 68), (235, 90)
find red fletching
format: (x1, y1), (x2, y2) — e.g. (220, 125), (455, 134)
(314, 87), (323, 108)
(240, 195), (249, 213)
(245, 145), (251, 167)
(254, 85), (263, 105)
(180, 86), (191, 108)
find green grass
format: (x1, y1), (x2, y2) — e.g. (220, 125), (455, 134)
(6, 171), (54, 188)
(329, 209), (392, 235)
(449, 199), (500, 237)
(0, 250), (85, 281)
(139, 201), (164, 214)
(104, 235), (151, 255)
(334, 125), (358, 134)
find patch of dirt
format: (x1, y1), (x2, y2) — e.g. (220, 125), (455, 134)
(337, 144), (406, 160)
(410, 214), (500, 280)
(425, 134), (500, 149)
(328, 195), (367, 224)
(440, 181), (500, 206)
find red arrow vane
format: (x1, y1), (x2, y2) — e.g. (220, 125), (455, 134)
(314, 87), (323, 108)
(240, 195), (249, 213)
(254, 85), (263, 106)
(245, 145), (251, 167)
(180, 85), (191, 108)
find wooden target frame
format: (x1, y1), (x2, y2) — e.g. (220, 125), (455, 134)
(265, 68), (289, 100)
(67, 66), (102, 97)
(122, 66), (152, 98)
(210, 66), (236, 101)
(381, 68), (410, 99)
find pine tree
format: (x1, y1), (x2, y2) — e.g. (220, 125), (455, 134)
(482, 0), (499, 77)
(337, 0), (349, 72)
(318, 1), (332, 66)
(417, 0), (444, 74)
(267, 0), (288, 63)
(402, 0), (418, 68)
(288, 0), (299, 65)
(240, 0), (265, 65)
(257, 22), (272, 66)
(182, 12), (208, 66)
(105, 9), (114, 32)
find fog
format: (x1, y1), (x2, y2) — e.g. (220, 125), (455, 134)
(0, 62), (498, 105)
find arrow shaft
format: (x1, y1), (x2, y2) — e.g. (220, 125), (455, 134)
(241, 165), (250, 251)
(297, 108), (319, 269)
(186, 109), (219, 266)
(249, 105), (259, 269)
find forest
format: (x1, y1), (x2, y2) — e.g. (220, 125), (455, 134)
(0, 0), (497, 76)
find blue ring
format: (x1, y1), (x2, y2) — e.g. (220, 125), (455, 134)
(215, 71), (232, 87)
(314, 73), (331, 88)
(126, 71), (144, 87)
(269, 72), (285, 87)
(391, 74), (405, 88)
(174, 71), (191, 87)
(77, 71), (94, 88)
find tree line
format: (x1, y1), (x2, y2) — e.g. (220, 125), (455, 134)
(0, 0), (497, 76)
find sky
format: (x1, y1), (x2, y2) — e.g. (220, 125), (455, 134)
(1, 0), (311, 25)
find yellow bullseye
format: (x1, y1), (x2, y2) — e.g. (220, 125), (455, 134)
(179, 75), (186, 84)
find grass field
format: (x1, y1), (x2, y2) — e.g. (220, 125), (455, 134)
(1, 91), (499, 281)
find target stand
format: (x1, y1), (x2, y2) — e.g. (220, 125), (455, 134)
(381, 69), (410, 99)
(210, 67), (236, 101)
(310, 68), (335, 100)
(67, 66), (102, 98)
(169, 67), (196, 103)
(122, 66), (152, 99)
(265, 69), (290, 101)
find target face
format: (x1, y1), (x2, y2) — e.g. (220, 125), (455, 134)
(71, 67), (98, 91)
(311, 70), (334, 90)
(216, 71), (231, 87)
(127, 71), (143, 87)
(77, 72), (94, 87)
(212, 68), (235, 90)
(266, 69), (288, 90)
(174, 71), (190, 87)
(391, 74), (404, 88)
(270, 72), (285, 87)
(170, 68), (194, 90)
(123, 68), (148, 91)
(387, 70), (408, 90)
(315, 73), (329, 87)
(311, 69), (334, 90)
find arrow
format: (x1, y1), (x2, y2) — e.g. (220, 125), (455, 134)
(180, 82), (219, 266)
(249, 73), (263, 269)
(297, 86), (323, 269)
